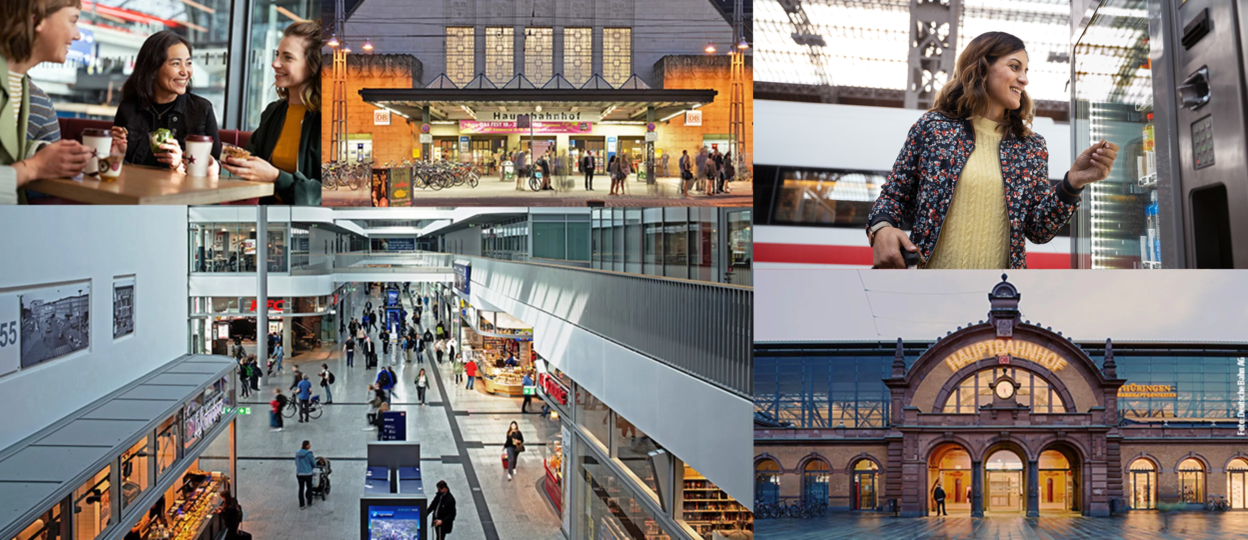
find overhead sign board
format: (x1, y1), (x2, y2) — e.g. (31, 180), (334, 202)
(944, 339), (1068, 373)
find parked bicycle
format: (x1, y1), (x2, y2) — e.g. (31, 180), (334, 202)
(1207, 495), (1230, 511)
(321, 160), (370, 191)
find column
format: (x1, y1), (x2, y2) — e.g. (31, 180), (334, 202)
(971, 460), (984, 517)
(282, 297), (294, 359)
(422, 105), (431, 162)
(645, 106), (655, 185)
(257, 207), (268, 386)
(1027, 460), (1039, 517)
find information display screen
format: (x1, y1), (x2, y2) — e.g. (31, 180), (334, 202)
(367, 505), (422, 540)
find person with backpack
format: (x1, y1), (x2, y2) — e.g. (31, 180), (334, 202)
(220, 493), (246, 539)
(387, 367), (399, 401)
(416, 368), (428, 406)
(248, 356), (260, 392)
(932, 482), (947, 516)
(319, 363), (335, 404)
(376, 367), (393, 404)
(238, 360), (252, 398)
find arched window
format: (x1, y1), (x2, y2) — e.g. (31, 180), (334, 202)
(755, 459), (781, 507)
(852, 459), (879, 510)
(1229, 458), (1248, 510)
(940, 367), (1066, 413)
(802, 459), (830, 507)
(1178, 458), (1205, 504)
(1128, 459), (1156, 509)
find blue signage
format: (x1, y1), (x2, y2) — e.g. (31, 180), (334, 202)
(387, 290), (399, 307)
(381, 411), (407, 441)
(386, 238), (416, 252)
(367, 505), (422, 539)
(67, 28), (94, 63)
(453, 262), (471, 296)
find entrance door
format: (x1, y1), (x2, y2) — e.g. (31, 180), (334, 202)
(571, 138), (605, 173)
(988, 471), (1022, 511)
(1230, 458), (1248, 509)
(1130, 471), (1153, 509)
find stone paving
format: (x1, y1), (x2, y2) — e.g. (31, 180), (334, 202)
(322, 173), (752, 207)
(204, 286), (563, 540)
(754, 512), (1248, 540)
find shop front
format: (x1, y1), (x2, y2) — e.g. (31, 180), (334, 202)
(755, 276), (1248, 517)
(460, 306), (534, 397)
(0, 355), (239, 540)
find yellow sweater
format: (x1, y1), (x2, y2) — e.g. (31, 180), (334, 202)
(926, 116), (1010, 269)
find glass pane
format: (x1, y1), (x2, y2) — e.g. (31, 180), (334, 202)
(578, 447), (679, 540)
(14, 504), (63, 540)
(45, 1), (232, 123)
(564, 28), (592, 85)
(533, 221), (567, 260)
(524, 27), (553, 82)
(73, 468), (111, 540)
(603, 28), (632, 85)
(121, 437), (152, 509)
(245, 2), (318, 130)
(446, 27), (475, 85)
(1071, 4), (1162, 268)
(772, 168), (885, 227)
(157, 415), (179, 477)
(611, 412), (661, 500)
(486, 27), (515, 83)
(567, 220), (590, 261)
(576, 386), (611, 448)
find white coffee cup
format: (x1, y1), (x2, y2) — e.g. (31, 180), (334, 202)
(81, 128), (112, 176)
(185, 135), (213, 177)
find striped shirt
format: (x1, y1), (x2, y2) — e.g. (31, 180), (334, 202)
(26, 82), (60, 144)
(7, 72), (21, 125)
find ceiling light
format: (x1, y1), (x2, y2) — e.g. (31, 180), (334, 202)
(705, 42), (716, 54)
(363, 39), (374, 52)
(327, 34), (340, 47)
(737, 39), (749, 50)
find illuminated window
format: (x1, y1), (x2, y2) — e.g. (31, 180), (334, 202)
(486, 26), (515, 82)
(524, 28), (553, 83)
(445, 27), (475, 85)
(755, 458), (781, 506)
(941, 367), (1066, 414)
(1128, 459), (1156, 509)
(1178, 458), (1206, 503)
(564, 27), (592, 85)
(603, 27), (631, 85)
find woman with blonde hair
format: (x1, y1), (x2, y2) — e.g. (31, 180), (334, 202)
(867, 31), (1120, 269)
(222, 20), (322, 205)
(0, 0), (92, 204)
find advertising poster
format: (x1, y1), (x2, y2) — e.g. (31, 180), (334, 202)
(459, 120), (594, 134)
(19, 282), (90, 368)
(371, 167), (390, 207)
(387, 167), (411, 207)
(453, 262), (471, 296)
(367, 506), (421, 539)
(113, 276), (135, 339)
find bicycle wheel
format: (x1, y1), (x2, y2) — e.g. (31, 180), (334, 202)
(308, 404), (323, 419)
(282, 402), (296, 418)
(430, 174), (445, 190)
(468, 174), (479, 188)
(529, 176), (541, 192)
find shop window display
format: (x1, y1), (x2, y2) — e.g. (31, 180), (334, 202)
(156, 415), (179, 478)
(125, 461), (231, 540)
(1228, 458), (1248, 510)
(578, 450), (676, 540)
(576, 386), (612, 449)
(121, 437), (153, 509)
(1128, 458), (1156, 510)
(683, 464), (750, 539)
(1178, 458), (1206, 504)
(12, 504), (63, 540)
(72, 468), (111, 540)
(611, 412), (662, 501)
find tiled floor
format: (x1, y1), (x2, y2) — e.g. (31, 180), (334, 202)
(754, 512), (1248, 540)
(215, 287), (564, 540)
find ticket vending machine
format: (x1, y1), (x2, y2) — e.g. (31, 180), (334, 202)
(1070, 0), (1248, 268)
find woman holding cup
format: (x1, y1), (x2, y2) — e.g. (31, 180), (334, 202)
(112, 30), (221, 176)
(0, 0), (93, 204)
(220, 21), (322, 205)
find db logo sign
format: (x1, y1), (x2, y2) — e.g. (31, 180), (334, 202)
(998, 355), (1010, 365)
(685, 110), (702, 126)
(374, 109), (391, 126)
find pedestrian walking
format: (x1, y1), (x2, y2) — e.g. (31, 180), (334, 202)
(319, 363), (335, 404)
(582, 150), (596, 190)
(465, 359), (477, 390)
(416, 368), (428, 405)
(289, 369), (304, 392)
(521, 371), (534, 413)
(296, 441), (316, 509)
(679, 150), (693, 196)
(453, 355), (464, 385)
(429, 480), (457, 540)
(238, 360), (251, 398)
(387, 367), (398, 401)
(269, 389), (284, 432)
(365, 384), (383, 431)
(933, 483), (948, 516)
(345, 338), (356, 368)
(364, 338), (377, 370)
(504, 422), (524, 481)
(435, 339), (445, 364)
(248, 357), (260, 392)
(272, 343), (284, 374)
(296, 375), (312, 423)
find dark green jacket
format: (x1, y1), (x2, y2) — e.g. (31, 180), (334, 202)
(246, 99), (321, 205)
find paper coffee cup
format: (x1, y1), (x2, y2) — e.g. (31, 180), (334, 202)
(185, 135), (213, 177)
(100, 154), (124, 180)
(82, 128), (112, 176)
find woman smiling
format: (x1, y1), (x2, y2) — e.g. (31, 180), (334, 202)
(221, 20), (322, 205)
(112, 30), (222, 173)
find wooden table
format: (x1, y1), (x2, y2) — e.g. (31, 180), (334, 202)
(27, 164), (274, 204)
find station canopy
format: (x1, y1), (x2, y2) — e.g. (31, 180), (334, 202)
(359, 73), (717, 123)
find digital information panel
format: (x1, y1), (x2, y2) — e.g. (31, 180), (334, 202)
(366, 505), (422, 540)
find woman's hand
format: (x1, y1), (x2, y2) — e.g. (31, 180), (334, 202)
(1068, 139), (1119, 189)
(872, 226), (920, 269)
(109, 127), (128, 156)
(155, 140), (183, 170)
(221, 156), (280, 183)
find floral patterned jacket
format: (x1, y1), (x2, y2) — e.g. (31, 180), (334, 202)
(866, 111), (1083, 269)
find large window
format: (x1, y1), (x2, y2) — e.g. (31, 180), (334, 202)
(611, 411), (661, 501)
(575, 385), (611, 448)
(72, 467), (111, 540)
(14, 504), (63, 540)
(156, 415), (179, 477)
(1115, 355), (1245, 420)
(1128, 458), (1157, 510)
(1178, 458), (1205, 504)
(446, 27), (475, 85)
(754, 459), (780, 506)
(524, 28), (553, 82)
(802, 459), (830, 507)
(727, 210), (752, 286)
(852, 460), (879, 510)
(940, 367), (1067, 414)
(244, 1), (318, 129)
(120, 437), (151, 509)
(564, 28), (592, 85)
(532, 214), (591, 262)
(190, 222), (288, 273)
(754, 352), (897, 429)
(486, 27), (515, 83)
(603, 28), (632, 86)
(577, 448), (678, 540)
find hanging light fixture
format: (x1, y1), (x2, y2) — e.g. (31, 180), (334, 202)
(737, 39), (749, 50)
(363, 38), (374, 52)
(343, 42), (352, 53)
(327, 33), (340, 47)
(705, 42), (716, 54)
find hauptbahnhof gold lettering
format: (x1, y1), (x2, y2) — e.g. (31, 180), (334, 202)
(1118, 384), (1178, 398)
(944, 339), (1068, 373)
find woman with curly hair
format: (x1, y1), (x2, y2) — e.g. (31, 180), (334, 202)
(867, 31), (1120, 269)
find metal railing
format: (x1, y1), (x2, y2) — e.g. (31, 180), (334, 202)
(468, 257), (753, 398)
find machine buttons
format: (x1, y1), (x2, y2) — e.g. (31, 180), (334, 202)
(1192, 115), (1215, 169)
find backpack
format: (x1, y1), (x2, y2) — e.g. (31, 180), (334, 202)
(378, 371), (391, 387)
(327, 371), (335, 384)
